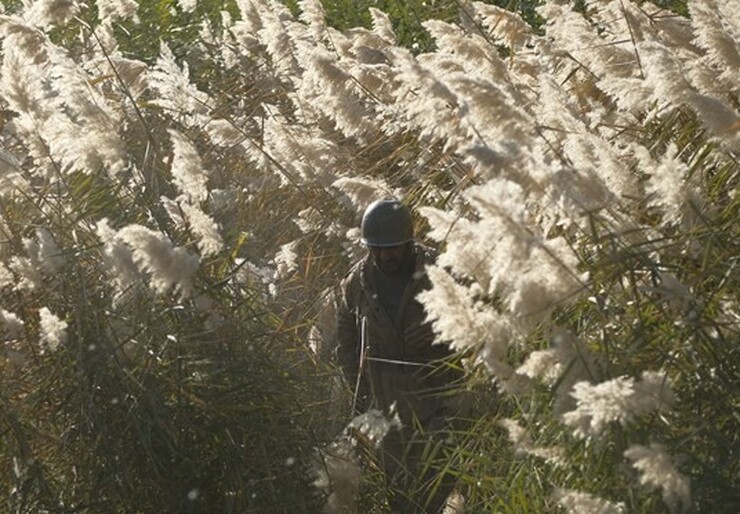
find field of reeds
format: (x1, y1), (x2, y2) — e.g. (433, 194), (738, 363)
(0, 0), (737, 512)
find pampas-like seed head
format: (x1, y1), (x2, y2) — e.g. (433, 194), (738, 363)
(0, 308), (25, 340)
(117, 224), (200, 297)
(39, 306), (67, 353)
(96, 0), (139, 23)
(168, 130), (210, 202)
(624, 443), (691, 513)
(554, 489), (626, 514)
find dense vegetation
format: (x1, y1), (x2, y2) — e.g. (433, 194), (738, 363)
(0, 0), (737, 512)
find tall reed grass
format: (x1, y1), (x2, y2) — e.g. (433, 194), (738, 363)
(0, 0), (737, 512)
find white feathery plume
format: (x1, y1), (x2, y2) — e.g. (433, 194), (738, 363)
(421, 178), (583, 329)
(457, 180), (585, 321)
(689, 0), (740, 88)
(295, 208), (322, 234)
(625, 443), (691, 513)
(472, 2), (533, 51)
(635, 39), (695, 106)
(420, 205), (500, 291)
(505, 237), (585, 328)
(298, 0), (327, 43)
(320, 26), (354, 61)
(254, 0), (300, 77)
(421, 19), (512, 88)
(295, 206), (335, 235)
(34, 227), (64, 273)
(545, 329), (604, 417)
(0, 263), (13, 289)
(47, 37), (125, 174)
(328, 21), (397, 104)
(215, 11), (243, 70)
(519, 2), (650, 113)
(536, 2), (638, 80)
(685, 93), (740, 152)
(0, 15), (50, 101)
(180, 201), (224, 258)
(117, 224), (200, 297)
(168, 130), (210, 202)
(331, 176), (395, 214)
(21, 0), (79, 27)
(449, 74), (542, 184)
(562, 371), (675, 439)
(86, 56), (148, 101)
(640, 142), (688, 226)
(517, 328), (594, 388)
(369, 8), (395, 45)
(86, 18), (120, 56)
(388, 47), (466, 149)
(554, 488), (626, 514)
(148, 43), (212, 126)
(638, 40), (740, 150)
(540, 166), (616, 229)
(160, 195), (185, 226)
(0, 308), (25, 340)
(237, 129), (274, 177)
(347, 408), (401, 449)
(535, 75), (584, 143)
(499, 418), (566, 467)
(0, 16), (126, 178)
(9, 231), (61, 288)
(312, 437), (361, 514)
(95, 218), (142, 297)
(204, 119), (245, 148)
(562, 376), (634, 439)
(231, 0), (264, 57)
(247, 115), (299, 187)
(297, 48), (377, 140)
(341, 25), (392, 59)
(631, 370), (676, 414)
(177, 0), (197, 13)
(38, 306), (67, 353)
(517, 348), (563, 385)
(0, 152), (30, 199)
(563, 132), (638, 203)
(274, 240), (299, 280)
(391, 28), (539, 183)
(460, 178), (533, 290)
(9, 255), (42, 291)
(418, 264), (511, 357)
(648, 4), (695, 53)
(208, 188), (238, 216)
(260, 113), (343, 186)
(634, 143), (702, 228)
(96, 0), (139, 23)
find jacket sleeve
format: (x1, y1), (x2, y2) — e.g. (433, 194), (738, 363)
(334, 277), (359, 388)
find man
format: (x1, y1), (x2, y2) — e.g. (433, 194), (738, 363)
(335, 198), (460, 513)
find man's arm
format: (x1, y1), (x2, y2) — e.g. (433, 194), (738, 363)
(334, 278), (359, 388)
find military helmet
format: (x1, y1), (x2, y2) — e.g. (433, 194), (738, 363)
(361, 199), (414, 247)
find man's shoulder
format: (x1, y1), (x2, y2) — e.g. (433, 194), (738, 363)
(339, 256), (368, 297)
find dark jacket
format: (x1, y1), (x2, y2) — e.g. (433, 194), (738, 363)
(335, 245), (458, 425)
